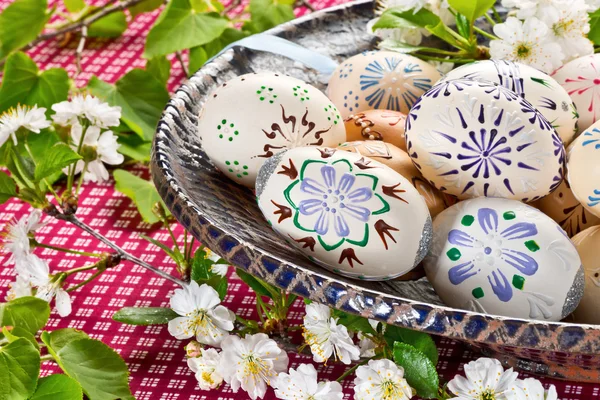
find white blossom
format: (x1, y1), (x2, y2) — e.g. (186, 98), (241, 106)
(505, 378), (559, 400)
(67, 122), (124, 183)
(0, 105), (50, 147)
(51, 95), (121, 128)
(217, 333), (289, 400)
(25, 254), (72, 317)
(5, 275), (32, 301)
(205, 248), (229, 277)
(2, 209), (45, 268)
(357, 332), (377, 357)
(447, 357), (519, 400)
(584, 0), (600, 11)
(168, 281), (235, 346)
(187, 348), (224, 390)
(273, 363), (343, 400)
(501, 0), (567, 20)
(354, 359), (414, 400)
(490, 17), (564, 74)
(302, 303), (360, 365)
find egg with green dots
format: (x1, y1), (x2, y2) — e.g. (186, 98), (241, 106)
(424, 197), (584, 321)
(197, 72), (346, 187)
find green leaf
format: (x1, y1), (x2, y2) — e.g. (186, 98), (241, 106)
(129, 0), (163, 19)
(0, 296), (50, 335)
(87, 69), (169, 140)
(143, 0), (228, 58)
(0, 338), (40, 399)
(190, 247), (216, 281)
(188, 28), (247, 74)
(384, 325), (438, 365)
(63, 0), (85, 13)
(44, 337), (133, 400)
(116, 133), (151, 162)
(206, 275), (228, 301)
(331, 310), (376, 335)
(455, 13), (470, 39)
(113, 169), (169, 223)
(393, 342), (439, 399)
(140, 233), (178, 260)
(246, 0), (294, 33)
(236, 269), (277, 299)
(30, 375), (83, 400)
(372, 12), (419, 31)
(0, 52), (70, 113)
(146, 56), (171, 86)
(0, 0), (50, 60)
(1, 326), (39, 350)
(190, 0), (223, 13)
(7, 148), (36, 190)
(112, 307), (179, 325)
(448, 0), (495, 23)
(88, 11), (128, 38)
(589, 11), (600, 45)
(41, 329), (89, 354)
(378, 38), (429, 54)
(34, 143), (82, 182)
(0, 171), (17, 204)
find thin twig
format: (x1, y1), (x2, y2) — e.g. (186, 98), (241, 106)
(175, 51), (189, 77)
(75, 25), (88, 76)
(294, 0), (315, 12)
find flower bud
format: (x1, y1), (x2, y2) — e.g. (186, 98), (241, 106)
(185, 340), (203, 358)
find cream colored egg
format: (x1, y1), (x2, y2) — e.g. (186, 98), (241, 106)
(256, 146), (432, 280)
(405, 78), (565, 202)
(198, 72), (346, 187)
(552, 54), (600, 133)
(444, 59), (578, 145)
(571, 226), (600, 324)
(567, 121), (600, 218)
(424, 197), (584, 321)
(344, 110), (407, 151)
(327, 51), (441, 118)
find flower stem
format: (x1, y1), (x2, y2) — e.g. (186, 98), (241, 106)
(484, 12), (496, 26)
(473, 25), (498, 41)
(75, 161), (88, 196)
(415, 54), (476, 63)
(40, 354), (55, 362)
(33, 241), (103, 258)
(492, 6), (503, 23)
(66, 269), (104, 292)
(336, 358), (371, 382)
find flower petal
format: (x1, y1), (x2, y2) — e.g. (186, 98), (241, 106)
(502, 249), (538, 275)
(448, 229), (475, 247)
(300, 178), (326, 195)
(448, 261), (476, 284)
(337, 173), (355, 194)
(299, 199), (324, 215)
(341, 204), (370, 222)
(334, 214), (350, 237)
(500, 222), (538, 240)
(321, 165), (336, 188)
(168, 316), (194, 339)
(346, 187), (372, 203)
(314, 210), (329, 235)
(55, 289), (72, 317)
(478, 208), (498, 234)
(487, 269), (512, 302)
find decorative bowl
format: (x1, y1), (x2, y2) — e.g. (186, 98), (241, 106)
(150, 0), (600, 382)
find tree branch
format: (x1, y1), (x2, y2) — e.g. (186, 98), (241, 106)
(75, 25), (88, 76)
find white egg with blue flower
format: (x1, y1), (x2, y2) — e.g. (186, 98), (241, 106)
(424, 197), (584, 321)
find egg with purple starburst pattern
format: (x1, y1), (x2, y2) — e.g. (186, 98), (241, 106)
(424, 197), (584, 321)
(405, 78), (565, 202)
(327, 51), (441, 118)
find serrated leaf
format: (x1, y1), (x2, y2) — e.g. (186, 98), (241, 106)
(34, 143), (82, 182)
(129, 0), (163, 19)
(393, 342), (439, 399)
(45, 337), (133, 400)
(188, 28), (247, 74)
(1, 326), (39, 350)
(30, 374), (83, 400)
(0, 171), (17, 203)
(0, 0), (50, 60)
(113, 169), (169, 223)
(88, 11), (127, 38)
(117, 133), (151, 162)
(236, 269), (277, 299)
(0, 338), (40, 400)
(0, 52), (70, 113)
(143, 0), (228, 59)
(191, 247), (216, 281)
(0, 296), (50, 334)
(384, 325), (438, 365)
(41, 329), (89, 354)
(63, 0), (85, 13)
(246, 0), (294, 33)
(448, 0), (495, 23)
(112, 307), (179, 325)
(146, 56), (171, 86)
(455, 13), (470, 39)
(87, 69), (169, 140)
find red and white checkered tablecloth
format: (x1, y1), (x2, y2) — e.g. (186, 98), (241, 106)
(1, 0), (599, 398)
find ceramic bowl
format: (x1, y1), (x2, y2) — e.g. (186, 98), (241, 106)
(150, 0), (600, 382)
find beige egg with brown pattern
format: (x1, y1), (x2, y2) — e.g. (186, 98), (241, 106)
(344, 110), (407, 151)
(337, 140), (446, 218)
(571, 226), (600, 324)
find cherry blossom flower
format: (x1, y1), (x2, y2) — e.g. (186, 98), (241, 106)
(52, 94), (121, 128)
(272, 363), (343, 400)
(24, 254), (72, 317)
(5, 275), (32, 301)
(187, 348), (224, 390)
(67, 122), (124, 183)
(302, 303), (360, 365)
(0, 104), (51, 147)
(501, 0), (568, 19)
(205, 248), (229, 277)
(217, 333), (289, 400)
(2, 209), (46, 268)
(505, 378), (558, 400)
(168, 281), (235, 346)
(490, 17), (564, 73)
(354, 359), (414, 400)
(447, 357), (519, 400)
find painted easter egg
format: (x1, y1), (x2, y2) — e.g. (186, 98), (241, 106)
(327, 51), (441, 119)
(443, 59), (578, 145)
(256, 146), (432, 280)
(344, 110), (407, 151)
(531, 179), (600, 237)
(198, 72), (346, 187)
(424, 197), (584, 321)
(552, 54), (600, 133)
(405, 78), (565, 202)
(337, 140), (446, 217)
(567, 122), (600, 218)
(571, 226), (600, 324)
